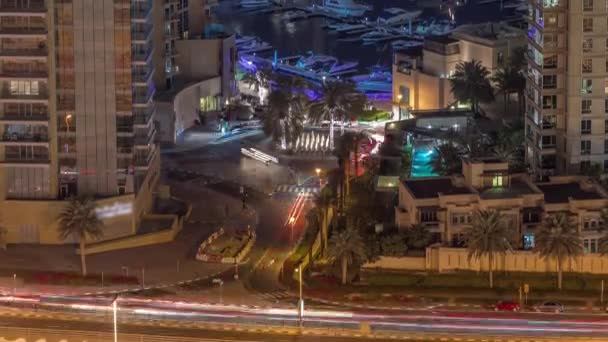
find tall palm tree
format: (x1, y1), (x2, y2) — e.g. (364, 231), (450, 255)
(430, 143), (462, 176)
(241, 67), (273, 103)
(57, 195), (104, 276)
(309, 81), (365, 150)
(450, 59), (494, 115)
(492, 66), (513, 115)
(313, 187), (334, 255)
(463, 210), (513, 288)
(264, 90), (290, 149)
(327, 226), (367, 284)
(535, 212), (583, 290)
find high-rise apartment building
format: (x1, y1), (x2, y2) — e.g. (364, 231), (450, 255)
(152, 0), (215, 90)
(525, 0), (608, 178)
(0, 0), (159, 243)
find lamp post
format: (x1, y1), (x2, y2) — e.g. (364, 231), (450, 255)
(112, 296), (118, 342)
(396, 94), (403, 121)
(315, 168), (321, 188)
(65, 114), (72, 133)
(295, 265), (304, 326)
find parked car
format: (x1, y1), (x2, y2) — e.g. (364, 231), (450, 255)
(494, 300), (520, 312)
(535, 301), (564, 313)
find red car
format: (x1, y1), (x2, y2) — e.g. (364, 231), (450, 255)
(494, 300), (520, 312)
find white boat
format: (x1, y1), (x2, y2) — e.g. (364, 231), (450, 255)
(377, 8), (422, 25)
(333, 23), (367, 33)
(361, 28), (393, 42)
(240, 0), (270, 8)
(238, 40), (273, 53)
(235, 35), (257, 46)
(391, 39), (423, 49)
(281, 10), (307, 21)
(314, 0), (371, 17)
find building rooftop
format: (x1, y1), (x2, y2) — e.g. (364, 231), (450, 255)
(403, 178), (473, 199)
(480, 178), (537, 200)
(452, 22), (522, 43)
(536, 183), (603, 204)
(425, 35), (459, 45)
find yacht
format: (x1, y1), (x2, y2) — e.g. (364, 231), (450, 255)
(391, 39), (423, 50)
(314, 0), (371, 17)
(333, 23), (367, 33)
(238, 39), (273, 53)
(360, 28), (393, 42)
(240, 0), (271, 9)
(377, 8), (422, 25)
(235, 35), (257, 46)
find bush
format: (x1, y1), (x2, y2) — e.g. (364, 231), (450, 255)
(358, 109), (391, 122)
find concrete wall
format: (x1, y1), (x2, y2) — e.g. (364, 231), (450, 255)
(155, 77), (222, 144)
(81, 213), (180, 256)
(361, 247), (608, 275)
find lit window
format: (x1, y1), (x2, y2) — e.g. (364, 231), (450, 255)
(492, 175), (504, 187)
(582, 58), (592, 73)
(583, 0), (593, 10)
(582, 79), (593, 94)
(582, 99), (592, 114)
(583, 38), (593, 52)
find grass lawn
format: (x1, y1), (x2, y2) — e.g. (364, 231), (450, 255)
(0, 268), (139, 287)
(303, 270), (606, 306)
(357, 109), (391, 122)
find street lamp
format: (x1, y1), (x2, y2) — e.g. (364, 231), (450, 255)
(315, 168), (322, 188)
(65, 114), (72, 133)
(295, 265), (304, 326)
(396, 94), (403, 121)
(112, 296), (118, 342)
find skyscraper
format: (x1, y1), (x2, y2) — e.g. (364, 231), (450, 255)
(525, 0), (607, 178)
(0, 0), (159, 243)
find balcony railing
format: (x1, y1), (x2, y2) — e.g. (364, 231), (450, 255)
(0, 69), (47, 79)
(130, 6), (150, 20)
(0, 132), (48, 143)
(0, 111), (47, 122)
(2, 153), (48, 164)
(0, 27), (46, 35)
(0, 89), (48, 101)
(0, 1), (46, 14)
(134, 127), (155, 146)
(0, 47), (47, 57)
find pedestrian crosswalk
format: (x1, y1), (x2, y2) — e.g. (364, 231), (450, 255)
(256, 290), (296, 303)
(274, 185), (319, 195)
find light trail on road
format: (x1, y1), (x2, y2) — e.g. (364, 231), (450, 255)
(3, 295), (608, 338)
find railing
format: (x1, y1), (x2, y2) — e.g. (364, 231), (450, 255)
(0, 69), (47, 78)
(3, 153), (48, 163)
(0, 47), (47, 57)
(0, 27), (46, 35)
(0, 132), (48, 142)
(0, 112), (47, 121)
(0, 1), (46, 13)
(135, 128), (156, 146)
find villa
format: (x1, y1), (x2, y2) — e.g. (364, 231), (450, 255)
(396, 158), (608, 253)
(392, 22), (526, 113)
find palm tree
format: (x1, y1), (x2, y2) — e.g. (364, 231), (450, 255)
(241, 67), (273, 103)
(264, 90), (290, 149)
(327, 226), (367, 284)
(430, 143), (462, 176)
(309, 81), (365, 150)
(313, 187), (334, 255)
(57, 195), (104, 276)
(450, 59), (494, 114)
(334, 132), (357, 208)
(535, 212), (583, 290)
(492, 66), (513, 115)
(404, 224), (432, 250)
(463, 210), (513, 288)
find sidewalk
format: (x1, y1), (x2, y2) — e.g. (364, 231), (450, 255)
(0, 180), (257, 297)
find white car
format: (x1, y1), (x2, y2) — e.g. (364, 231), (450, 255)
(535, 301), (564, 313)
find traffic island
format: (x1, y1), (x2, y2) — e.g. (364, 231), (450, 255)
(196, 227), (256, 264)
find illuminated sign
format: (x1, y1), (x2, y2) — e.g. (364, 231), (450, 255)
(95, 202), (133, 219)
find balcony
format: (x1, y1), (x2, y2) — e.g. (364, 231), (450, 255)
(131, 29), (151, 43)
(134, 110), (154, 128)
(0, 131), (48, 145)
(117, 124), (134, 137)
(0, 69), (47, 80)
(132, 69), (152, 85)
(0, 111), (47, 124)
(0, 90), (48, 103)
(0, 47), (47, 59)
(1, 152), (49, 165)
(134, 145), (157, 170)
(130, 6), (150, 22)
(0, 1), (46, 16)
(132, 47), (153, 65)
(133, 88), (154, 106)
(0, 27), (46, 37)
(134, 127), (156, 147)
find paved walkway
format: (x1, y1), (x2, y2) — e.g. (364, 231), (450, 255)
(0, 180), (257, 296)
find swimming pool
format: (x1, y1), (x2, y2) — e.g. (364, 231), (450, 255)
(410, 143), (438, 178)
